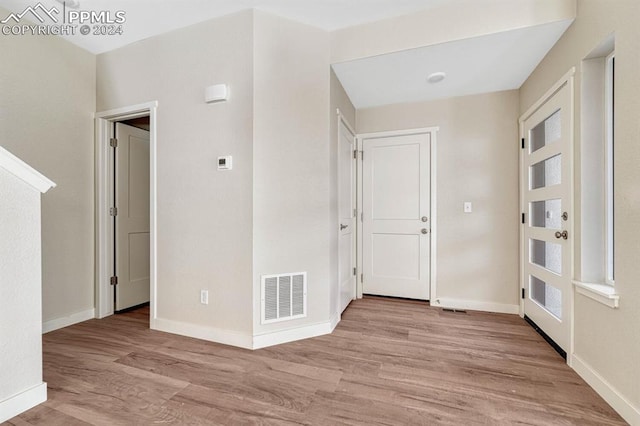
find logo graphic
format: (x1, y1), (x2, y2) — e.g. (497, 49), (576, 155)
(1, 2), (126, 37)
(1, 2), (59, 24)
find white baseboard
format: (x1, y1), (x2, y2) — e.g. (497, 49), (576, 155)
(253, 318), (337, 350)
(432, 298), (519, 315)
(153, 314), (339, 351)
(43, 308), (95, 333)
(329, 311), (341, 331)
(0, 382), (47, 423)
(571, 354), (640, 425)
(152, 317), (254, 350)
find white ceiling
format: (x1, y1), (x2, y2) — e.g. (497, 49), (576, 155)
(0, 0), (451, 54)
(332, 19), (573, 109)
(0, 0), (573, 107)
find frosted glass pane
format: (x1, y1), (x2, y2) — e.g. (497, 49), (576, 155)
(530, 109), (561, 153)
(531, 154), (561, 190)
(530, 276), (562, 319)
(531, 239), (562, 275)
(531, 199), (562, 229)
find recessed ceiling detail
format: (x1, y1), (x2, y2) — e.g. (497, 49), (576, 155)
(332, 20), (573, 109)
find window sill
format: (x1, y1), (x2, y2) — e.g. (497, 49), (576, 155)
(573, 281), (619, 309)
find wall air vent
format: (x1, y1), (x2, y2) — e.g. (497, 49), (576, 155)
(261, 272), (307, 324)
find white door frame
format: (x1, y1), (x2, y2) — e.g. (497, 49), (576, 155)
(355, 127), (438, 302)
(336, 108), (357, 313)
(94, 101), (158, 327)
(518, 68), (575, 364)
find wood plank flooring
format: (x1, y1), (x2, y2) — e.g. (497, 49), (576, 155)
(4, 297), (626, 425)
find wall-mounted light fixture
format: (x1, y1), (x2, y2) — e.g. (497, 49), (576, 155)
(205, 84), (228, 103)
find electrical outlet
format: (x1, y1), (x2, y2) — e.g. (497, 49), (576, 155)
(463, 201), (473, 213)
(200, 290), (209, 305)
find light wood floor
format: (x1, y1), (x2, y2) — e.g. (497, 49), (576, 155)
(4, 297), (626, 425)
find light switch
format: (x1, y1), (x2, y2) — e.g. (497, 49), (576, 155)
(464, 202), (472, 213)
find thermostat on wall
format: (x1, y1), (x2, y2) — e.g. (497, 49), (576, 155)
(218, 156), (232, 170)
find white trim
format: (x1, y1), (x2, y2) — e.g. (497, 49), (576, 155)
(520, 67), (576, 124)
(357, 126), (440, 140)
(429, 130), (438, 303)
(252, 317), (339, 350)
(329, 311), (341, 331)
(604, 51), (615, 285)
(356, 135), (364, 299)
(355, 127), (438, 302)
(432, 298), (520, 315)
(573, 281), (619, 309)
(42, 308), (95, 333)
(336, 108), (356, 136)
(95, 101), (158, 322)
(154, 318), (253, 350)
(0, 382), (47, 423)
(155, 313), (340, 351)
(571, 354), (640, 425)
(95, 102), (158, 120)
(0, 146), (56, 194)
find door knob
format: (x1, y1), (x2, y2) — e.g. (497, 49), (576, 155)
(421, 216), (428, 222)
(340, 224), (348, 230)
(421, 228), (428, 234)
(554, 230), (568, 240)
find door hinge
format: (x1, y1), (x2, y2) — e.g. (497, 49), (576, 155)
(353, 149), (357, 159)
(522, 288), (525, 299)
(353, 267), (356, 276)
(110, 137), (118, 148)
(521, 213), (526, 224)
(361, 212), (363, 222)
(353, 208), (356, 217)
(361, 151), (364, 161)
(521, 138), (525, 149)
(361, 273), (363, 283)
(110, 207), (118, 216)
(110, 276), (118, 286)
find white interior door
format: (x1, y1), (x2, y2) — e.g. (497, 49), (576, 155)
(115, 122), (150, 311)
(362, 132), (431, 300)
(338, 119), (356, 313)
(521, 81), (572, 353)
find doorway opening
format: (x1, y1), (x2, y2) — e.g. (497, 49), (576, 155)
(112, 119), (151, 312)
(95, 102), (158, 326)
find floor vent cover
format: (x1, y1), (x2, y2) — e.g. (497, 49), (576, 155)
(442, 308), (467, 314)
(261, 272), (307, 324)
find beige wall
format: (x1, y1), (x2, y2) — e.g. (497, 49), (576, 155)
(357, 91), (520, 310)
(520, 0), (640, 417)
(0, 15), (96, 324)
(97, 11), (255, 335)
(329, 69), (356, 317)
(252, 11), (332, 334)
(330, 0), (576, 63)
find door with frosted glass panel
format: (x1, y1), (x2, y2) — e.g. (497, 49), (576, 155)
(521, 81), (572, 354)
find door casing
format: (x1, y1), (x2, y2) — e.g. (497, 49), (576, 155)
(518, 68), (575, 365)
(355, 127), (438, 303)
(95, 101), (158, 326)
